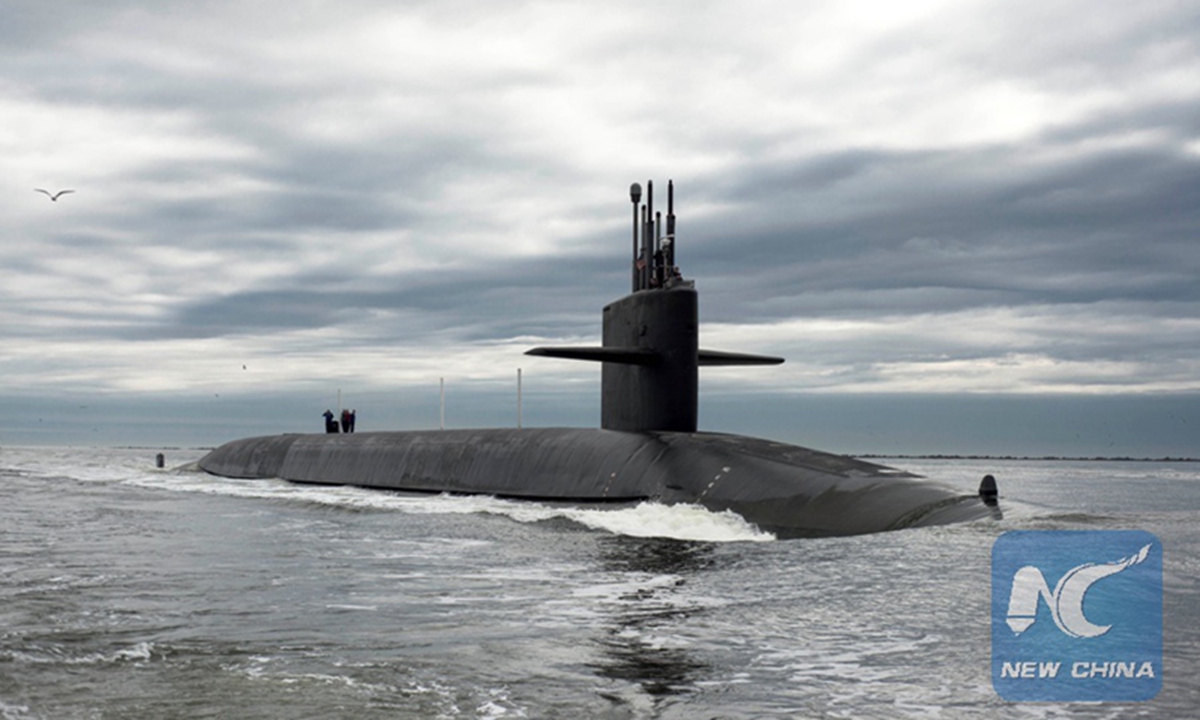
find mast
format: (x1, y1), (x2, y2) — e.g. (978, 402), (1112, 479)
(630, 183), (642, 292)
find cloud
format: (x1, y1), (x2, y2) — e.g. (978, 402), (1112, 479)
(2, 0), (1199, 449)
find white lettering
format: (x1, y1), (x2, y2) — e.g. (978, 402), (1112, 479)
(1002, 661), (1061, 679)
(1070, 660), (1157, 679)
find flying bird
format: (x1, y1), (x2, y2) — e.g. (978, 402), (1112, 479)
(35, 188), (75, 201)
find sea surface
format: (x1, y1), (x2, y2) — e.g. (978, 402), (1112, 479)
(1, 446), (1197, 719)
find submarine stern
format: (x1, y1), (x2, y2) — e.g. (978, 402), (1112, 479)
(649, 432), (995, 538)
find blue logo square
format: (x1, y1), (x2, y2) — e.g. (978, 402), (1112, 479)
(992, 530), (1162, 702)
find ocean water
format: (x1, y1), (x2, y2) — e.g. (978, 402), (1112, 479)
(1, 446), (1197, 719)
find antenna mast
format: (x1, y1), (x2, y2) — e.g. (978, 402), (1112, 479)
(630, 183), (642, 292)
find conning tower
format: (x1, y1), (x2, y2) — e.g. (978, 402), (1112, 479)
(527, 180), (783, 433)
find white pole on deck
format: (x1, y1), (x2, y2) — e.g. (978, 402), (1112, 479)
(517, 367), (523, 429)
(440, 377), (445, 430)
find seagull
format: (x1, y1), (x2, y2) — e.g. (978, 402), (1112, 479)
(35, 188), (75, 201)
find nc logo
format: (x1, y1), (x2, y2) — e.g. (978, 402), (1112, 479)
(992, 530), (1162, 702)
(1005, 543), (1151, 638)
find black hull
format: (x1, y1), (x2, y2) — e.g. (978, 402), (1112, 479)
(198, 429), (993, 538)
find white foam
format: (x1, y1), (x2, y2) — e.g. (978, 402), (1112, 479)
(133, 470), (776, 542)
(10, 641), (155, 666)
(552, 501), (775, 542)
(0, 700), (34, 720)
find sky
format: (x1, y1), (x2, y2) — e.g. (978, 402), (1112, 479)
(2, 0), (1199, 456)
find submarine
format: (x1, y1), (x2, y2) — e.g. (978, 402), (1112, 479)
(198, 180), (999, 538)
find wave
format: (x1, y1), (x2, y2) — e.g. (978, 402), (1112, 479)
(130, 470), (776, 543)
(5, 641), (154, 667)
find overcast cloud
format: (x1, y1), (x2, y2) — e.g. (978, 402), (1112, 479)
(3, 0), (1198, 453)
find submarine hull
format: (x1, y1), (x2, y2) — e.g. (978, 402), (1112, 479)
(198, 429), (993, 538)
(196, 180), (1000, 538)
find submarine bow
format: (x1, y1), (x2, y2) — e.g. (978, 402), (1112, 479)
(198, 179), (998, 538)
